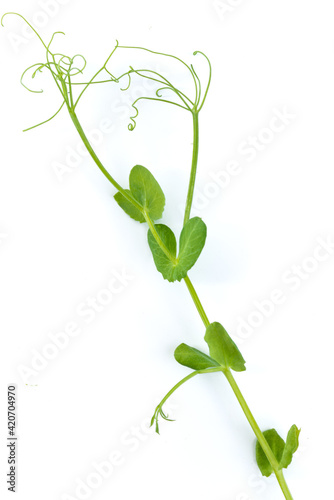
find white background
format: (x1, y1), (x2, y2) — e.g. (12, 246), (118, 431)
(1, 1), (334, 499)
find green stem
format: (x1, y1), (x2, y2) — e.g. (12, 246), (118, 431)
(224, 370), (280, 466)
(274, 470), (293, 500)
(183, 275), (210, 327)
(67, 108), (293, 500)
(157, 366), (224, 409)
(183, 111), (199, 226)
(183, 277), (293, 499)
(69, 111), (143, 212)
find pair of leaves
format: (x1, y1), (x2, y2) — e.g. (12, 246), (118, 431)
(147, 217), (207, 282)
(114, 164), (165, 222)
(256, 425), (301, 477)
(115, 165), (206, 282)
(174, 322), (246, 372)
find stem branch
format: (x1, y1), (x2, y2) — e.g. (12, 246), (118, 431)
(157, 366), (224, 409)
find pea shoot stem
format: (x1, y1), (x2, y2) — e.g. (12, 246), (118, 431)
(154, 366), (225, 414)
(69, 111), (293, 500)
(183, 275), (209, 327)
(184, 274), (293, 500)
(183, 111), (200, 226)
(68, 111), (143, 212)
(143, 201), (293, 499)
(224, 368), (295, 499)
(224, 369), (279, 464)
(275, 470), (294, 500)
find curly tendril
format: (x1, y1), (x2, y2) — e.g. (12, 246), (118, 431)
(128, 104), (139, 131)
(1, 12), (119, 131)
(120, 72), (132, 92)
(193, 50), (212, 111)
(1, 12), (212, 133)
(116, 45), (212, 130)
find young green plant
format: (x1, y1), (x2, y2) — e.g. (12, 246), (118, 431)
(2, 12), (300, 500)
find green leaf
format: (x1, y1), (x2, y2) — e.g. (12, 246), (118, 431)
(178, 217), (207, 274)
(129, 165), (165, 220)
(204, 322), (246, 372)
(279, 425), (300, 470)
(147, 217), (207, 282)
(256, 429), (285, 477)
(147, 224), (177, 282)
(114, 189), (145, 223)
(174, 343), (220, 370)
